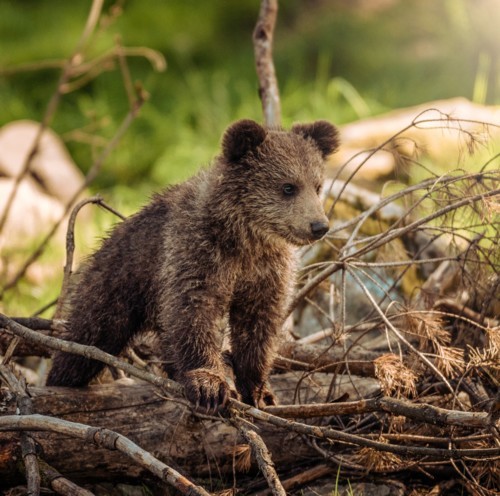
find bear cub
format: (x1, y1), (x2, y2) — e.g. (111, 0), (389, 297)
(46, 119), (340, 411)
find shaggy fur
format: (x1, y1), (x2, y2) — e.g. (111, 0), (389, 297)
(46, 119), (340, 410)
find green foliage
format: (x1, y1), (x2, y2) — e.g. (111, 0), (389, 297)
(1, 0), (497, 194)
(1, 237), (63, 317)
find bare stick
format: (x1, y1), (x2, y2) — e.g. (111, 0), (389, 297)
(253, 0), (281, 127)
(53, 195), (125, 320)
(232, 416), (286, 496)
(233, 400), (500, 459)
(39, 461), (95, 496)
(0, 414), (210, 496)
(264, 397), (494, 428)
(0, 313), (182, 396)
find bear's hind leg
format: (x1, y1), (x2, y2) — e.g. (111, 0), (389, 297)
(46, 351), (106, 387)
(46, 314), (138, 387)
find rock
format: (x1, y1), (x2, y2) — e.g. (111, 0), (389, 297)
(329, 98), (500, 181)
(0, 177), (65, 248)
(0, 120), (85, 204)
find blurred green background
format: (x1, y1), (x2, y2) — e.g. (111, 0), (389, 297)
(1, 0), (499, 207)
(1, 0), (499, 316)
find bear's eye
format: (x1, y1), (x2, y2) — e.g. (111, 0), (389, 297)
(282, 184), (297, 196)
(316, 185), (322, 195)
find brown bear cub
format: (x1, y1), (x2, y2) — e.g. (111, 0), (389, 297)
(46, 119), (339, 411)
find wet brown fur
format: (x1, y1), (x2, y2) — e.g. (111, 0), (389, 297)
(46, 119), (340, 410)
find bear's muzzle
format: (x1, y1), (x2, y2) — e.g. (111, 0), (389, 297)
(310, 221), (329, 240)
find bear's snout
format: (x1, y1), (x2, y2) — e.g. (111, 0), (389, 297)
(310, 221), (329, 240)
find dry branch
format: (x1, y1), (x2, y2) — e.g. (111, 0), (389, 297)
(232, 417), (286, 496)
(39, 461), (95, 496)
(0, 313), (181, 396)
(265, 396), (495, 428)
(253, 0), (281, 126)
(0, 414), (210, 496)
(236, 400), (500, 459)
(54, 195), (125, 320)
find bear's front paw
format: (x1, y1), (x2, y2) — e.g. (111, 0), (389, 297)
(238, 382), (278, 408)
(182, 368), (237, 413)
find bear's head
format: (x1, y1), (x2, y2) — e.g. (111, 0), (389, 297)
(220, 119), (339, 246)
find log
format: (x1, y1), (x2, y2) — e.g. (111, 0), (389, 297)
(0, 372), (380, 487)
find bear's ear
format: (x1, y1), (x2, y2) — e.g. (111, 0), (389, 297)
(222, 119), (267, 162)
(291, 120), (340, 158)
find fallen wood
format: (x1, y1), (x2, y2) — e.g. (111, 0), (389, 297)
(0, 372), (378, 487)
(2, 370), (499, 488)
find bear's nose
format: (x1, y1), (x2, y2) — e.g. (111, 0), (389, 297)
(310, 221), (329, 239)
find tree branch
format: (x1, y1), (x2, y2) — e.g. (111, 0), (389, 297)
(253, 0), (281, 127)
(0, 414), (210, 496)
(232, 416), (286, 496)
